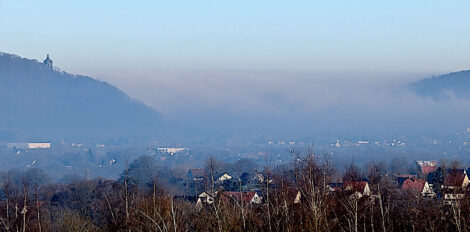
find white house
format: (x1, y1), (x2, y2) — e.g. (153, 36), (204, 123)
(218, 173), (232, 182)
(158, 147), (187, 155)
(196, 191), (215, 210)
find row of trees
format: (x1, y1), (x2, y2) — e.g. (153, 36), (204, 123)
(0, 153), (469, 231)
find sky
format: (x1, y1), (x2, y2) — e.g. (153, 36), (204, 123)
(1, 1), (470, 74)
(1, 0), (470, 134)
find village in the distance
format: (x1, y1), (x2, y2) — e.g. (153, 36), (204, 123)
(3, 125), (470, 200)
(2, 126), (470, 230)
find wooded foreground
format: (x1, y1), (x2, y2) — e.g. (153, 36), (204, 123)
(0, 153), (469, 232)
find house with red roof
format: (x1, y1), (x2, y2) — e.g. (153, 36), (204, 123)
(343, 181), (371, 198)
(416, 161), (438, 175)
(441, 170), (469, 203)
(443, 170), (469, 189)
(401, 178), (435, 197)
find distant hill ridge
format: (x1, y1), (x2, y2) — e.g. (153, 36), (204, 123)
(0, 52), (163, 141)
(410, 70), (470, 100)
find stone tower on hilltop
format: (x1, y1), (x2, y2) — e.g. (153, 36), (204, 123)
(43, 54), (53, 69)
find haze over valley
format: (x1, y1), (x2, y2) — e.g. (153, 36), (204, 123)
(1, 51), (470, 180)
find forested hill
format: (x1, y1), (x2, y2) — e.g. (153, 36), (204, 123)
(0, 52), (163, 141)
(410, 70), (470, 100)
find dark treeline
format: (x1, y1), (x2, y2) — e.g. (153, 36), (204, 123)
(0, 151), (469, 232)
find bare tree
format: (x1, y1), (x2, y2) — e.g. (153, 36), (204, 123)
(343, 163), (363, 182)
(205, 156), (220, 195)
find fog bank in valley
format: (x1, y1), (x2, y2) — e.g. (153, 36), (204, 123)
(101, 70), (470, 139)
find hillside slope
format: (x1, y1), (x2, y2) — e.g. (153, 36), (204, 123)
(0, 52), (163, 141)
(410, 70), (470, 100)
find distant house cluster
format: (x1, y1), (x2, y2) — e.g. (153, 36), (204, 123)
(185, 159), (470, 211)
(157, 147), (187, 155)
(5, 142), (51, 156)
(328, 161), (470, 205)
(7, 142), (51, 150)
(176, 167), (280, 209)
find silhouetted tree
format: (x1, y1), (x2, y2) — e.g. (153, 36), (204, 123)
(343, 163), (363, 182)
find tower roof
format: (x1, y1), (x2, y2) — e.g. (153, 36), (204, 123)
(43, 54), (53, 67)
(44, 54), (52, 62)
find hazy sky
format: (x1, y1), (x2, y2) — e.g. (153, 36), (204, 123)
(1, 1), (470, 75)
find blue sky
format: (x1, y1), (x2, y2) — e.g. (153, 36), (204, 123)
(1, 1), (470, 74)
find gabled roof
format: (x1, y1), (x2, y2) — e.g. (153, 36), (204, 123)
(396, 175), (417, 187)
(285, 187), (302, 204)
(219, 173), (232, 178)
(444, 172), (467, 187)
(401, 178), (426, 192)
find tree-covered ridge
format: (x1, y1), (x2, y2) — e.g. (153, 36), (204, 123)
(0, 52), (163, 141)
(410, 70), (470, 100)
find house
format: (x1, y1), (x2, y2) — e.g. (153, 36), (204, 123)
(221, 191), (262, 205)
(343, 181), (371, 198)
(442, 170), (469, 190)
(196, 191), (215, 209)
(416, 161), (438, 175)
(294, 190), (301, 204)
(441, 170), (469, 203)
(253, 173), (274, 184)
(218, 173), (232, 182)
(282, 188), (302, 204)
(157, 147), (187, 155)
(401, 178), (435, 197)
(285, 189), (301, 204)
(254, 174), (264, 183)
(395, 174), (418, 188)
(327, 175), (344, 192)
(188, 168), (205, 182)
